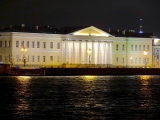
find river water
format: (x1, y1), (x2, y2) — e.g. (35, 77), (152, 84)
(0, 75), (160, 119)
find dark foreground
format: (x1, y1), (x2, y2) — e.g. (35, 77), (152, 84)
(1, 75), (160, 119)
(3, 68), (160, 76)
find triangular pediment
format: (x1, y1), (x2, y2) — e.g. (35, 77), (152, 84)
(69, 26), (113, 37)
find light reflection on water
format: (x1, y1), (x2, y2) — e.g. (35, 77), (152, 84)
(0, 75), (160, 119)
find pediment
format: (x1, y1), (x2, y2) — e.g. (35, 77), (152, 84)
(69, 26), (112, 37)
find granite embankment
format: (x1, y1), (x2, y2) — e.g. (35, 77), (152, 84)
(5, 68), (160, 76)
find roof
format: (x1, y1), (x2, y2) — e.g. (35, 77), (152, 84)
(0, 25), (154, 38)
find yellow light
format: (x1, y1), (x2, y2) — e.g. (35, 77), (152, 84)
(16, 76), (31, 83)
(87, 48), (92, 54)
(143, 51), (148, 56)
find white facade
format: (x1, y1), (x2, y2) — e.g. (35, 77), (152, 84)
(0, 26), (154, 68)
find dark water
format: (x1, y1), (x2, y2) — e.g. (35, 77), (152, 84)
(1, 75), (160, 119)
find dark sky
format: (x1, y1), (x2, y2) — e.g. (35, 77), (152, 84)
(0, 0), (160, 37)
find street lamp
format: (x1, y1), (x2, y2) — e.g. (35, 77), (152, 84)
(21, 47), (27, 67)
(143, 51), (148, 68)
(87, 48), (92, 65)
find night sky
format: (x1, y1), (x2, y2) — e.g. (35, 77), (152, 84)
(0, 0), (160, 37)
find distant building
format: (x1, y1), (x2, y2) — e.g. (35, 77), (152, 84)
(0, 25), (154, 68)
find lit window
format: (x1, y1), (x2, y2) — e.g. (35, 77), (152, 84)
(37, 42), (40, 48)
(147, 58), (149, 64)
(122, 58), (124, 64)
(57, 56), (60, 62)
(43, 56), (46, 62)
(139, 45), (141, 51)
(139, 58), (141, 64)
(116, 44), (118, 51)
(32, 56), (34, 62)
(57, 43), (60, 49)
(37, 56), (40, 62)
(135, 45), (137, 51)
(147, 45), (149, 51)
(4, 41), (7, 47)
(32, 41), (34, 48)
(0, 41), (2, 47)
(50, 56), (53, 62)
(43, 42), (46, 48)
(21, 41), (24, 47)
(131, 45), (133, 51)
(27, 41), (29, 48)
(116, 57), (118, 63)
(16, 41), (19, 47)
(8, 41), (10, 47)
(122, 45), (124, 51)
(50, 42), (53, 49)
(143, 45), (145, 51)
(27, 55), (29, 62)
(130, 57), (133, 64)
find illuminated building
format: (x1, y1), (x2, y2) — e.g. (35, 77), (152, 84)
(0, 25), (154, 68)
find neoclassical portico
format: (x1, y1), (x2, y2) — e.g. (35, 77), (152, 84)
(62, 39), (113, 65)
(61, 26), (113, 66)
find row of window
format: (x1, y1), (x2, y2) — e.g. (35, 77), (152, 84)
(0, 55), (60, 63)
(116, 57), (149, 64)
(0, 40), (61, 49)
(116, 44), (150, 51)
(0, 41), (10, 47)
(16, 41), (61, 49)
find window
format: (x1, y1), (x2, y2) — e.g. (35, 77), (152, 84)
(43, 42), (46, 48)
(0, 41), (2, 47)
(21, 41), (24, 47)
(16, 55), (19, 62)
(116, 44), (118, 50)
(32, 41), (34, 48)
(57, 43), (60, 49)
(131, 45), (133, 51)
(57, 56), (60, 62)
(37, 42), (40, 48)
(139, 45), (141, 51)
(43, 56), (46, 62)
(27, 41), (29, 48)
(122, 58), (124, 64)
(16, 41), (19, 47)
(135, 58), (137, 64)
(147, 45), (149, 51)
(8, 41), (10, 47)
(9, 55), (10, 62)
(0, 55), (2, 61)
(139, 58), (141, 64)
(5, 56), (7, 61)
(116, 57), (118, 63)
(50, 42), (53, 49)
(4, 41), (7, 47)
(143, 45), (145, 51)
(130, 57), (133, 64)
(37, 56), (40, 62)
(32, 56), (34, 62)
(135, 45), (137, 51)
(27, 55), (29, 62)
(50, 56), (53, 62)
(147, 58), (149, 64)
(122, 45), (124, 51)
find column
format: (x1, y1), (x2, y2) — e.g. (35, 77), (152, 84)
(92, 41), (94, 64)
(65, 40), (68, 64)
(79, 40), (81, 64)
(97, 42), (100, 64)
(72, 41), (74, 64)
(110, 42), (113, 64)
(86, 40), (88, 64)
(104, 42), (106, 64)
